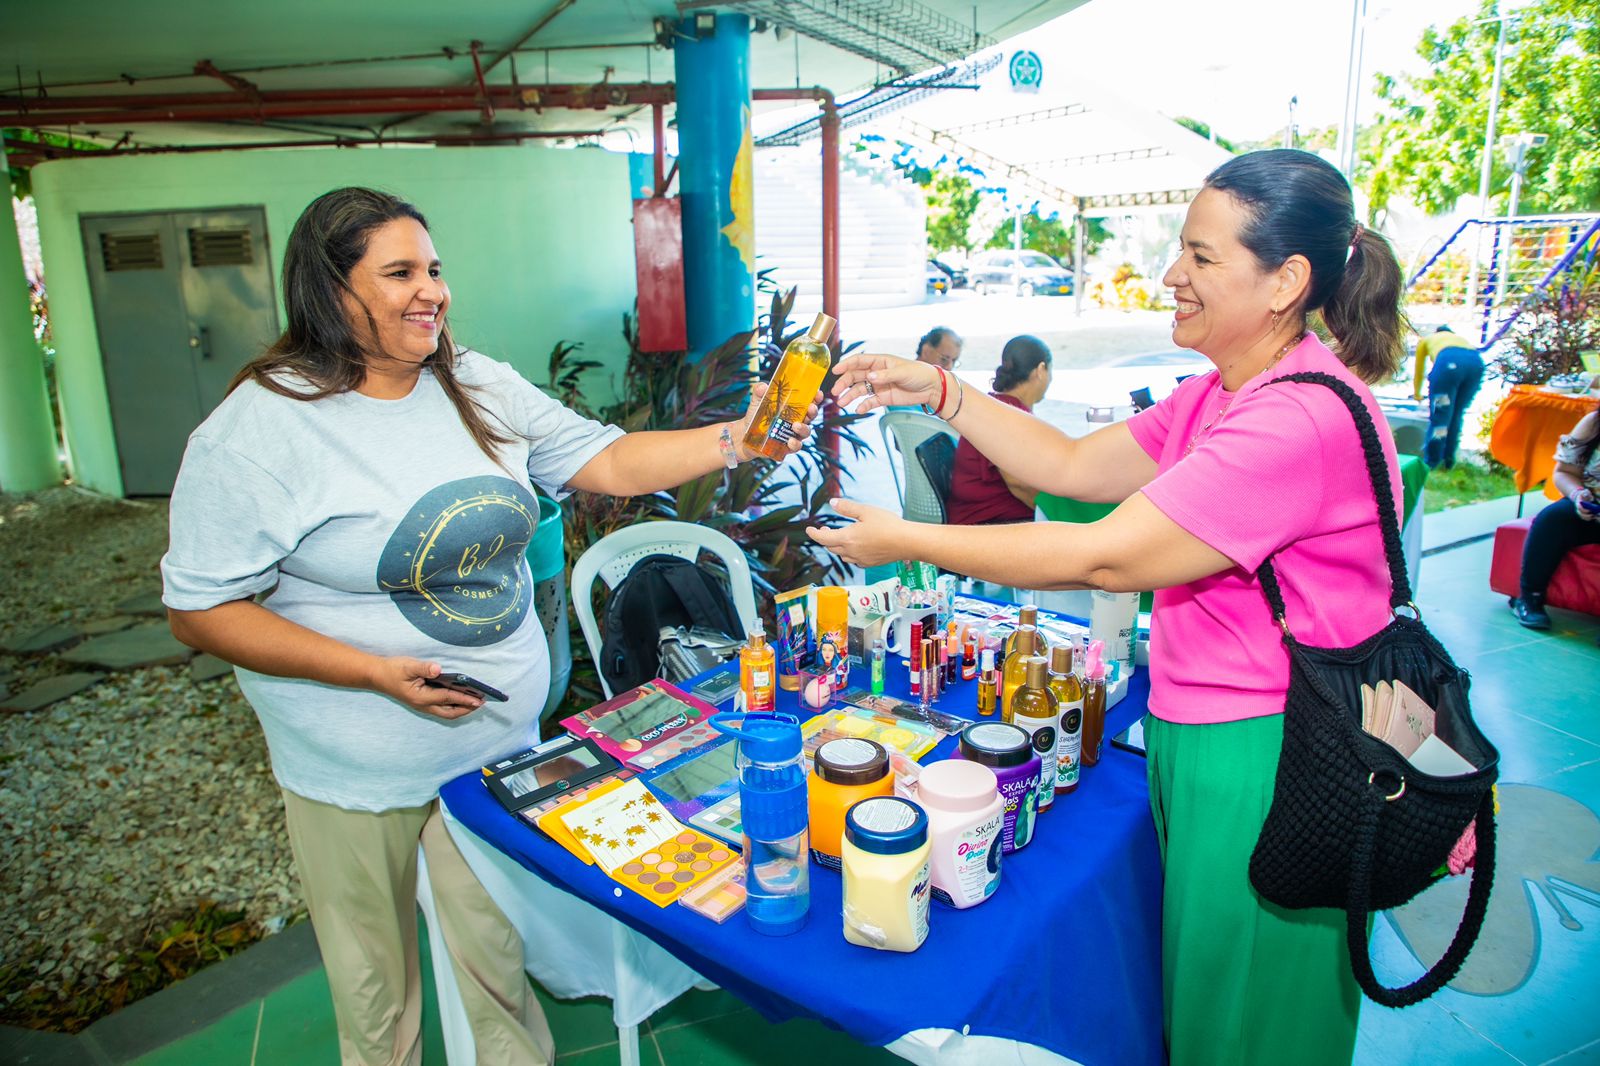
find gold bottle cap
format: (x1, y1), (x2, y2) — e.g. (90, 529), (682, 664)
(1019, 604), (1038, 625)
(807, 312), (836, 343)
(1050, 643), (1072, 673)
(1017, 624), (1037, 654)
(1025, 655), (1049, 689)
(748, 631), (765, 650)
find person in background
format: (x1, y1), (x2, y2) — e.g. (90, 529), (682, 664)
(162, 187), (812, 1066)
(915, 326), (963, 371)
(1414, 324), (1484, 469)
(946, 335), (1052, 525)
(812, 149), (1405, 1066)
(1510, 402), (1600, 633)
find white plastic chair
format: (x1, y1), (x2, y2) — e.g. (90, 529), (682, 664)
(570, 521), (760, 698)
(879, 410), (958, 524)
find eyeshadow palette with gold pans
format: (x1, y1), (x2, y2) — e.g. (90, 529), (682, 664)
(610, 829), (738, 908)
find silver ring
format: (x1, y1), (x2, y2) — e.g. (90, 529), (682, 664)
(863, 382), (876, 396)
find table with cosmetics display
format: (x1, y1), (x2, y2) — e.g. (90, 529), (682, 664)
(436, 612), (1163, 1066)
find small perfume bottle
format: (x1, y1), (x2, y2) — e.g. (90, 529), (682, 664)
(870, 638), (886, 695)
(977, 648), (997, 717)
(961, 633), (977, 682)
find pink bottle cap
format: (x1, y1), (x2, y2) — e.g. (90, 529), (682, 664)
(1086, 639), (1106, 681)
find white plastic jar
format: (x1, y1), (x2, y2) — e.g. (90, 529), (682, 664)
(916, 759), (1004, 908)
(840, 797), (931, 952)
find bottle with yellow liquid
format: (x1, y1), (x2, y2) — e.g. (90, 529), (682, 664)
(743, 312), (836, 461)
(1011, 656), (1061, 811)
(1048, 642), (1084, 796)
(739, 632), (776, 714)
(1000, 624), (1038, 723)
(998, 604), (1038, 683)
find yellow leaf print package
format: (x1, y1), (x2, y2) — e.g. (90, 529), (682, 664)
(556, 778), (737, 907)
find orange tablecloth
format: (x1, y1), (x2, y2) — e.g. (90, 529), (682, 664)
(1489, 385), (1599, 498)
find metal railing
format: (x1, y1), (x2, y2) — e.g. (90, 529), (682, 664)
(1405, 215), (1600, 348)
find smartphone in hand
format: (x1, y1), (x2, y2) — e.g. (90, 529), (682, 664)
(424, 672), (508, 702)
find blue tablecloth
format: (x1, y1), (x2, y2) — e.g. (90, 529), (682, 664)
(441, 631), (1165, 1066)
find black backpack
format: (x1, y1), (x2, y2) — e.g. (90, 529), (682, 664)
(597, 554), (743, 694)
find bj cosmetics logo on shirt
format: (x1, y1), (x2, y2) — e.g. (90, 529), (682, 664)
(377, 476), (539, 646)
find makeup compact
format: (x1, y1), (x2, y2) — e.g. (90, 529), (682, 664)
(484, 735), (618, 815)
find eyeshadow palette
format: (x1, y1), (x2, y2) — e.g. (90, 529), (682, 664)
(678, 857), (747, 922)
(686, 792), (744, 850)
(611, 830), (739, 908)
(625, 718), (724, 771)
(561, 681), (720, 769)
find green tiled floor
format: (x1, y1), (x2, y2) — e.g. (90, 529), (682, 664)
(123, 533), (1600, 1066)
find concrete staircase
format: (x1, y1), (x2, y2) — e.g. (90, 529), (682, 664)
(754, 147), (925, 312)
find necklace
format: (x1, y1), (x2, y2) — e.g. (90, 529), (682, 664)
(1184, 331), (1305, 457)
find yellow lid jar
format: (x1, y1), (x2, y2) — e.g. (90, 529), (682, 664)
(808, 738), (894, 869)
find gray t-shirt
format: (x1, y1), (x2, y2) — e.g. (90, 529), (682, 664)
(161, 351), (623, 811)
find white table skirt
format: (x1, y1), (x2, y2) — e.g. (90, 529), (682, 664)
(427, 804), (1081, 1066)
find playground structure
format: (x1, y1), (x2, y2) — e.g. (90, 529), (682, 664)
(1405, 214), (1600, 350)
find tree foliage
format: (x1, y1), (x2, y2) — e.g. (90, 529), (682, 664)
(926, 171), (983, 254)
(982, 211), (1110, 269)
(1359, 0), (1600, 217)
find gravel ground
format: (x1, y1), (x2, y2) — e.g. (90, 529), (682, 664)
(0, 488), (299, 1026)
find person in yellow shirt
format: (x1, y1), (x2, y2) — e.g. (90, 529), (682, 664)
(1414, 325), (1484, 469)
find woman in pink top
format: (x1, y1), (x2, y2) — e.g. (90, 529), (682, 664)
(810, 150), (1405, 1066)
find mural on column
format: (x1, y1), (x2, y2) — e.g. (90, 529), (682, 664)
(720, 106), (756, 273)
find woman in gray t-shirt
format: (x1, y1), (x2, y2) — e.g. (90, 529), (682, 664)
(161, 187), (808, 1065)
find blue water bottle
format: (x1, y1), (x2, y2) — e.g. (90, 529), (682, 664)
(711, 712), (810, 936)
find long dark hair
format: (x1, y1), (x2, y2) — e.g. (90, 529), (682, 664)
(993, 335), (1052, 392)
(1204, 149), (1404, 384)
(1575, 400), (1600, 471)
(230, 187), (516, 460)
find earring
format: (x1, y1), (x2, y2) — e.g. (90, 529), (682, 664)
(1270, 309), (1281, 331)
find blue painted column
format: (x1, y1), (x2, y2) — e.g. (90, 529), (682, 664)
(674, 14), (754, 360)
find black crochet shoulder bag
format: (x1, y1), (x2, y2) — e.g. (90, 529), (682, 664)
(1248, 372), (1499, 1008)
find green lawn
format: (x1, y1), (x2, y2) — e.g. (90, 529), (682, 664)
(1423, 452), (1519, 514)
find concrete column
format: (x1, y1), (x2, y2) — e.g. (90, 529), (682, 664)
(0, 147), (60, 492)
(674, 14), (754, 360)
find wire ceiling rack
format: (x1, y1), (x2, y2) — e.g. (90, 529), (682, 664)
(680, 0), (995, 78)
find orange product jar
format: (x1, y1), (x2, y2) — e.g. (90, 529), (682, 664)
(808, 738), (893, 869)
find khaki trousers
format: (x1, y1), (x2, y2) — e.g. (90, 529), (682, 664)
(281, 790), (554, 1066)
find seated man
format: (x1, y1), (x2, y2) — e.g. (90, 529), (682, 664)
(916, 327), (963, 371)
(888, 327), (964, 413)
(946, 335), (1052, 525)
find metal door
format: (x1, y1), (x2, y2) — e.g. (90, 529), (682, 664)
(82, 208), (277, 495)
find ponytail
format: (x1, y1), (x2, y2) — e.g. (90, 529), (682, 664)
(1321, 225), (1405, 385)
(1205, 150), (1408, 386)
(993, 334), (1052, 392)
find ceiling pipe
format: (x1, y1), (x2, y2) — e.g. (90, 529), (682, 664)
(0, 82), (677, 127)
(0, 129), (612, 168)
(480, 0), (579, 78)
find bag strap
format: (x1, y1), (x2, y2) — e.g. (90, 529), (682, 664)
(1344, 784), (1497, 1007)
(659, 561), (741, 639)
(1254, 372), (1414, 631)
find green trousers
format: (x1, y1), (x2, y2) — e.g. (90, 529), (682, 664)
(1145, 714), (1362, 1066)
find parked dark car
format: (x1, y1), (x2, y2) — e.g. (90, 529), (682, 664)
(932, 256), (967, 289)
(968, 249), (1074, 296)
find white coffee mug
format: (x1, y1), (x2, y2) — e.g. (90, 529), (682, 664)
(882, 608), (936, 657)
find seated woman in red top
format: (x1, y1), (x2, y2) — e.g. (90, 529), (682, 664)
(946, 335), (1053, 524)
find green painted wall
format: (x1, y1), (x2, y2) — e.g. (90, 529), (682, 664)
(31, 145), (636, 496)
(1, 146), (61, 492)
